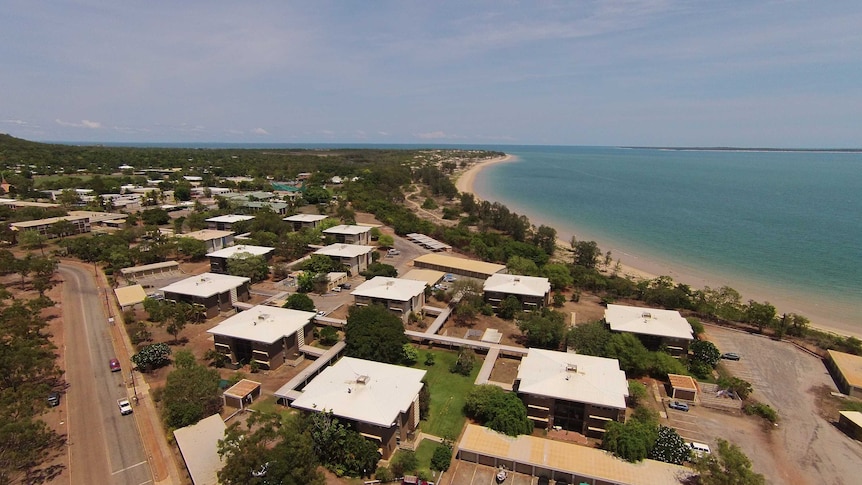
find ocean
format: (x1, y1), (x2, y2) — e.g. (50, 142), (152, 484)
(471, 146), (862, 334)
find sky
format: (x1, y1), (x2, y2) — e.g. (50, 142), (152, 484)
(1, 1), (861, 147)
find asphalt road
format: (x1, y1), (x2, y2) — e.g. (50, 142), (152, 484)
(59, 264), (153, 485)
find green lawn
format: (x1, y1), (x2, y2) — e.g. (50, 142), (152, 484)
(414, 439), (438, 477)
(414, 348), (481, 440)
(249, 395), (280, 414)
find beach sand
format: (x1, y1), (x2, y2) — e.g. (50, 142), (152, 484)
(455, 155), (861, 339)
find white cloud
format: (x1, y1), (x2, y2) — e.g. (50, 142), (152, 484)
(251, 127), (269, 135)
(416, 131), (450, 139)
(377, 131), (390, 136)
(55, 119), (102, 129)
(1, 119), (30, 126)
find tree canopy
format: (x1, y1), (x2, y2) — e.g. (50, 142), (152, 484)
(464, 385), (533, 436)
(161, 351), (222, 429)
(693, 439), (765, 485)
(344, 304), (408, 364)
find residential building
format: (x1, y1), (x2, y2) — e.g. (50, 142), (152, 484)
(206, 244), (274, 274)
(207, 305), (315, 370)
(351, 277), (427, 322)
(181, 229), (235, 253)
(283, 213), (328, 231)
(10, 215), (91, 238)
(159, 273), (251, 318)
(604, 304), (694, 355)
(205, 214), (254, 231)
(514, 349), (628, 437)
(412, 253), (506, 280)
(173, 414), (226, 485)
(323, 224), (373, 245)
(483, 273), (551, 312)
(314, 243), (374, 275)
(289, 357), (426, 459)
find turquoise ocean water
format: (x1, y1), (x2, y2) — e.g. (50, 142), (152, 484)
(472, 146), (861, 332)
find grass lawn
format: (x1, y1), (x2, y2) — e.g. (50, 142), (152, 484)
(249, 395), (280, 414)
(414, 439), (438, 477)
(414, 348), (481, 440)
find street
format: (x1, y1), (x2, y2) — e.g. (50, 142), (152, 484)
(59, 264), (153, 485)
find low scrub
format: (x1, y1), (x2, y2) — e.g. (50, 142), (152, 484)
(744, 402), (778, 423)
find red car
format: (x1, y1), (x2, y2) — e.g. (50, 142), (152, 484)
(109, 358), (121, 372)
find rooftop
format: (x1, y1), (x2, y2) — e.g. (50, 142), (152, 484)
(828, 350), (862, 390)
(206, 244), (274, 259)
(181, 229), (235, 242)
(290, 357), (426, 428)
(223, 379), (262, 400)
(283, 213), (328, 223)
(516, 349), (628, 409)
(10, 215), (89, 228)
(208, 305), (315, 344)
(114, 285), (147, 307)
(68, 210), (126, 223)
(314, 243), (375, 258)
(172, 414), (226, 485)
(160, 273), (250, 298)
(351, 277), (427, 302)
(400, 269), (446, 287)
(205, 214), (255, 224)
(413, 253), (505, 277)
(324, 224), (373, 235)
(604, 304), (694, 341)
(483, 273), (551, 298)
(668, 374), (698, 392)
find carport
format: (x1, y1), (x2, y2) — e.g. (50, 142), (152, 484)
(668, 374), (698, 401)
(223, 379), (261, 410)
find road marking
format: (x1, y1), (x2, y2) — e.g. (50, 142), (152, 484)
(112, 460), (148, 475)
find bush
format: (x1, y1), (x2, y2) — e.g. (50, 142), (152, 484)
(627, 380), (648, 407)
(431, 443), (453, 472)
(464, 385), (533, 436)
(374, 466), (393, 482)
(392, 450), (417, 475)
(203, 349), (229, 368)
(744, 402), (778, 423)
(319, 326), (339, 346)
(424, 352), (436, 366)
(450, 349), (476, 376)
(403, 344), (419, 365)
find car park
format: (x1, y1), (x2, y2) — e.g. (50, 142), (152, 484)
(669, 401), (689, 411)
(117, 398), (133, 415)
(109, 358), (121, 372)
(47, 391), (60, 407)
(721, 352), (741, 361)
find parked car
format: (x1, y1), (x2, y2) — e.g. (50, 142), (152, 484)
(339, 283), (351, 290)
(669, 401), (689, 411)
(117, 398), (133, 415)
(721, 352), (741, 361)
(387, 248), (401, 256)
(331, 286), (341, 292)
(689, 441), (711, 456)
(47, 391), (61, 407)
(109, 358), (121, 372)
(443, 273), (457, 282)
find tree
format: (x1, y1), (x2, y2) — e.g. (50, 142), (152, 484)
(431, 442), (453, 472)
(284, 293), (315, 312)
(306, 411), (379, 477)
(345, 304), (407, 364)
(531, 225), (557, 256)
(464, 385), (533, 436)
(361, 262), (397, 279)
(602, 417), (658, 463)
(377, 233), (394, 248)
(571, 237), (600, 269)
(162, 352), (222, 428)
(517, 308), (567, 350)
(18, 231), (47, 256)
(218, 412), (324, 485)
(450, 349), (476, 376)
(604, 333), (652, 376)
(627, 380), (648, 407)
(542, 263), (573, 291)
(227, 252), (270, 282)
(131, 343), (172, 372)
(173, 183), (192, 201)
(175, 237), (208, 260)
(717, 376), (752, 400)
(48, 219), (76, 239)
(141, 208), (170, 226)
(693, 439), (765, 485)
(648, 425), (690, 465)
(744, 300), (776, 333)
(567, 321), (612, 356)
(497, 295), (522, 320)
(690, 340), (721, 367)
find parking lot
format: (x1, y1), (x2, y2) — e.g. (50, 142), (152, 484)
(440, 461), (543, 485)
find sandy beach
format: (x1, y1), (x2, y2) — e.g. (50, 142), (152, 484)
(454, 154), (862, 339)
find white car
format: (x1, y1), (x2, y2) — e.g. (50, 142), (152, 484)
(117, 398), (133, 415)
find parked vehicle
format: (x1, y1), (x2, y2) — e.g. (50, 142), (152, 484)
(109, 358), (121, 372)
(339, 283), (351, 289)
(331, 286), (341, 292)
(47, 391), (60, 407)
(387, 248), (400, 256)
(721, 352), (741, 361)
(689, 441), (711, 456)
(117, 398), (133, 415)
(669, 401), (689, 411)
(443, 273), (457, 282)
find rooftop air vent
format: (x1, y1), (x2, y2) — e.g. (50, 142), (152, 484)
(356, 375), (370, 385)
(641, 312), (652, 319)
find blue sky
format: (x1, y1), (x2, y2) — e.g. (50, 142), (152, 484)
(1, 1), (860, 147)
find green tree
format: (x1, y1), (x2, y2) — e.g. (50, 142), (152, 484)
(604, 333), (652, 376)
(690, 340), (721, 367)
(506, 256), (539, 276)
(162, 352), (222, 428)
(18, 231), (47, 256)
(497, 295), (522, 319)
(717, 376), (753, 400)
(517, 308), (567, 350)
(531, 225), (557, 256)
(450, 349), (477, 376)
(602, 418), (658, 463)
(227, 252), (270, 282)
(464, 385), (533, 436)
(571, 237), (601, 269)
(131, 343), (172, 372)
(567, 321), (612, 356)
(284, 293), (315, 312)
(345, 304), (408, 364)
(377, 233), (394, 248)
(431, 442), (453, 472)
(627, 380), (648, 407)
(744, 300), (776, 333)
(307, 411), (380, 477)
(173, 183), (192, 201)
(542, 263), (573, 291)
(218, 412), (324, 485)
(361, 262), (398, 279)
(648, 425), (690, 464)
(175, 237), (208, 260)
(141, 208), (170, 226)
(693, 439), (765, 485)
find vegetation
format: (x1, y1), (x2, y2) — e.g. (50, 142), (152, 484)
(692, 439), (765, 485)
(306, 411), (380, 477)
(415, 349), (480, 438)
(283, 293), (315, 312)
(464, 385), (533, 437)
(517, 307), (567, 350)
(430, 441), (453, 472)
(160, 350), (222, 429)
(744, 402), (778, 424)
(226, 252), (270, 282)
(344, 304), (408, 364)
(131, 342), (172, 372)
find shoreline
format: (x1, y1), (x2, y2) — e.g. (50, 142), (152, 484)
(454, 154), (862, 340)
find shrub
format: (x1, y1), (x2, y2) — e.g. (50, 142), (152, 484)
(744, 402), (778, 423)
(374, 466), (393, 482)
(424, 352), (436, 366)
(319, 326), (339, 346)
(431, 443), (453, 472)
(450, 349), (476, 376)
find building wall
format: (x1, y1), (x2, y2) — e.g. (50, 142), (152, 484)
(838, 414), (862, 441)
(517, 389), (623, 436)
(484, 291), (549, 312)
(827, 354), (862, 398)
(165, 292), (221, 318)
(209, 256), (229, 274)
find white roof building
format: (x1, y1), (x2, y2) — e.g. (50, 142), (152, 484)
(483, 273), (551, 297)
(351, 277), (427, 302)
(205, 214), (255, 224)
(291, 357), (426, 428)
(283, 213), (328, 223)
(172, 414), (226, 485)
(160, 273), (251, 298)
(314, 243), (375, 258)
(182, 229), (235, 242)
(207, 305), (315, 344)
(206, 244), (274, 259)
(324, 224), (372, 236)
(516, 349), (629, 410)
(604, 304), (694, 341)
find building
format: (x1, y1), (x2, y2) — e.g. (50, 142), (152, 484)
(207, 305), (315, 370)
(483, 273), (551, 312)
(206, 214), (254, 231)
(10, 215), (91, 238)
(827, 350), (862, 398)
(838, 411), (862, 441)
(180, 229), (235, 253)
(323, 224), (373, 245)
(667, 374), (698, 401)
(604, 304), (694, 356)
(159, 273), (251, 318)
(400, 269), (446, 287)
(351, 277), (427, 322)
(314, 243), (374, 275)
(290, 357), (426, 459)
(0, 199), (62, 210)
(412, 253), (506, 280)
(240, 201), (288, 214)
(283, 213), (328, 231)
(514, 349), (628, 437)
(173, 414), (226, 485)
(206, 244), (274, 274)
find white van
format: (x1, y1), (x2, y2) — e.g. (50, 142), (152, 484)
(689, 442), (711, 456)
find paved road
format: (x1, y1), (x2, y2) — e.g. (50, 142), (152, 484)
(59, 264), (153, 485)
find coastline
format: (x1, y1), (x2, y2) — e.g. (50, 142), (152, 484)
(455, 154), (862, 339)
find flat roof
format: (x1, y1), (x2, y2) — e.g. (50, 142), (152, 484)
(283, 213), (328, 222)
(205, 214), (255, 224)
(114, 285), (147, 307)
(413, 253), (506, 277)
(324, 224), (372, 235)
(828, 350), (862, 390)
(160, 273), (250, 298)
(484, 273), (551, 298)
(401, 269), (446, 287)
(206, 244), (274, 259)
(224, 379), (262, 400)
(0, 200), (61, 208)
(10, 215), (89, 228)
(314, 243), (375, 258)
(517, 349), (628, 409)
(208, 305), (315, 344)
(668, 374), (698, 392)
(120, 260), (180, 275)
(459, 424), (690, 485)
(181, 229), (234, 242)
(290, 357), (426, 428)
(351, 276), (427, 302)
(173, 414), (226, 485)
(68, 210), (126, 223)
(605, 304), (694, 341)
